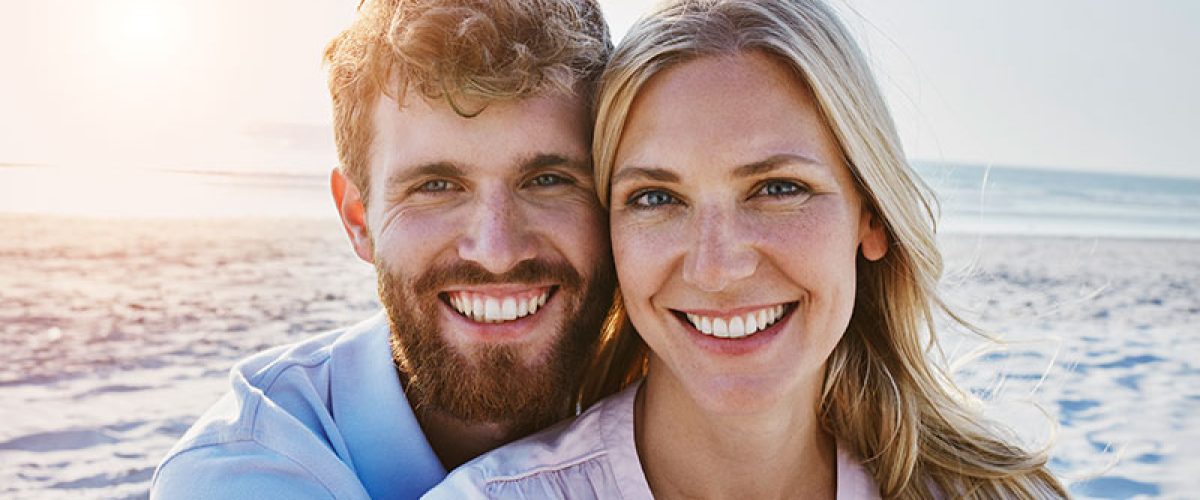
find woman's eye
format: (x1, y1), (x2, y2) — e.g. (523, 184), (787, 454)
(628, 189), (678, 208)
(756, 180), (806, 198)
(528, 173), (572, 187)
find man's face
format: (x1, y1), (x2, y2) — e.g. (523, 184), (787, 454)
(360, 91), (613, 431)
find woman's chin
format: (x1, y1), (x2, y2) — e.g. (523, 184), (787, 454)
(685, 376), (812, 417)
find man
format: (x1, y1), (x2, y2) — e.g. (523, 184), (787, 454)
(151, 0), (614, 498)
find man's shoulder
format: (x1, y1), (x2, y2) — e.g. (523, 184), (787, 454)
(153, 313), (409, 500)
(164, 318), (371, 452)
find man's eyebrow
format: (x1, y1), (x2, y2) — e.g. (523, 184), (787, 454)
(518, 153), (591, 178)
(610, 166), (680, 185)
(385, 161), (466, 192)
(385, 154), (589, 192)
(732, 153), (824, 178)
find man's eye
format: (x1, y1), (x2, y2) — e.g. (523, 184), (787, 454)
(755, 180), (806, 198)
(527, 173), (572, 187)
(417, 179), (456, 192)
(628, 189), (678, 208)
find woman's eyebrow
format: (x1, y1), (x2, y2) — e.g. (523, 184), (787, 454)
(611, 166), (680, 185)
(733, 153), (823, 178)
(611, 154), (826, 187)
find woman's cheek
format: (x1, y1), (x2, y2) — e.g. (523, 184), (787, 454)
(612, 215), (673, 298)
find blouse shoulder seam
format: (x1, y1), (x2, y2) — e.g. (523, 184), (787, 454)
(482, 449), (610, 485)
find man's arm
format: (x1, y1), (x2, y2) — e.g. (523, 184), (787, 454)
(151, 441), (353, 500)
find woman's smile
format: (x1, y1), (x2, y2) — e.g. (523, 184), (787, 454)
(674, 302), (795, 339)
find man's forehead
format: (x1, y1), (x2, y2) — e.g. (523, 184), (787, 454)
(372, 89), (587, 127)
(368, 92), (591, 181)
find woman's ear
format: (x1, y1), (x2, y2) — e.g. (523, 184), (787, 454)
(859, 209), (889, 262)
(331, 167), (374, 263)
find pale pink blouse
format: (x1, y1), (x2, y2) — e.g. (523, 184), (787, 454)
(424, 382), (881, 499)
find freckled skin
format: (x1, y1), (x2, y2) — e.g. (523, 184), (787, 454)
(610, 52), (887, 416)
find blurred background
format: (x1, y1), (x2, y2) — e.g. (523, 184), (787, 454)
(1, 1), (1197, 498)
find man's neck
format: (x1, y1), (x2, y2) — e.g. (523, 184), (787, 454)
(414, 407), (519, 470)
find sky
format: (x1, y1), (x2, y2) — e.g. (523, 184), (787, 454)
(1, 0), (1198, 178)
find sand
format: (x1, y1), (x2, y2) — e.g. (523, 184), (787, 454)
(1, 213), (1196, 499)
(0, 215), (379, 499)
(937, 235), (1200, 498)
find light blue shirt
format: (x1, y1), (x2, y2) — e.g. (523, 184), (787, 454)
(426, 381), (882, 499)
(152, 313), (446, 500)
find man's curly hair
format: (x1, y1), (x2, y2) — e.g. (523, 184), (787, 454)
(324, 0), (612, 202)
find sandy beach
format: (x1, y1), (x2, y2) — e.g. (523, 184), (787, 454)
(1, 213), (1197, 499)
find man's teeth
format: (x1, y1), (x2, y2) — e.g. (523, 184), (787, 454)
(449, 291), (549, 323)
(685, 304), (788, 339)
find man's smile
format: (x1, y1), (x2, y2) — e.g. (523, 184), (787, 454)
(441, 286), (557, 324)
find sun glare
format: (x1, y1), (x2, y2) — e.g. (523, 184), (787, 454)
(123, 6), (168, 44)
(102, 1), (180, 62)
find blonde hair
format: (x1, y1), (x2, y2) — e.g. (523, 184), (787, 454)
(584, 0), (1068, 497)
(323, 0), (611, 203)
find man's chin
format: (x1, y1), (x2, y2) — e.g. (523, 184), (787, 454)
(399, 334), (584, 436)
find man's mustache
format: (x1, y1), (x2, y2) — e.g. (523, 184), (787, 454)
(408, 259), (584, 296)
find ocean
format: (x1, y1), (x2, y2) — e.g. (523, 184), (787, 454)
(915, 162), (1200, 240)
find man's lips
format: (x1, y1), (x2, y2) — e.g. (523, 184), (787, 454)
(672, 302), (797, 339)
(440, 286), (557, 324)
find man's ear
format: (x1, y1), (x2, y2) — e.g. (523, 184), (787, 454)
(331, 167), (374, 264)
(860, 209), (889, 262)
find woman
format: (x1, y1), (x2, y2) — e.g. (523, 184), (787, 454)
(427, 0), (1067, 498)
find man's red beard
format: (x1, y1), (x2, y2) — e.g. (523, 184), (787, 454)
(377, 257), (614, 436)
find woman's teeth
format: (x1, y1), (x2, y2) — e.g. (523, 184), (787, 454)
(448, 290), (550, 324)
(685, 304), (787, 339)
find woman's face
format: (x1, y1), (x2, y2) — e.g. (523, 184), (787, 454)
(609, 52), (888, 415)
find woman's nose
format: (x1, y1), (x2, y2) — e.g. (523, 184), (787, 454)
(681, 206), (758, 292)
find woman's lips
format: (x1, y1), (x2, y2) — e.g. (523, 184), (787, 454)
(673, 302), (797, 339)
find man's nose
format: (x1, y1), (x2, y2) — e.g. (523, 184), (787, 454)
(456, 189), (537, 274)
(681, 205), (759, 292)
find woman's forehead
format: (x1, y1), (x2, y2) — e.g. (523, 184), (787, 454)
(612, 53), (843, 180)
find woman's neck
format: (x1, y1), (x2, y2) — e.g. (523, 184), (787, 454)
(635, 368), (838, 500)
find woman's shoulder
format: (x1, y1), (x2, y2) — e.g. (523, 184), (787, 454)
(835, 445), (883, 500)
(423, 382), (650, 500)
